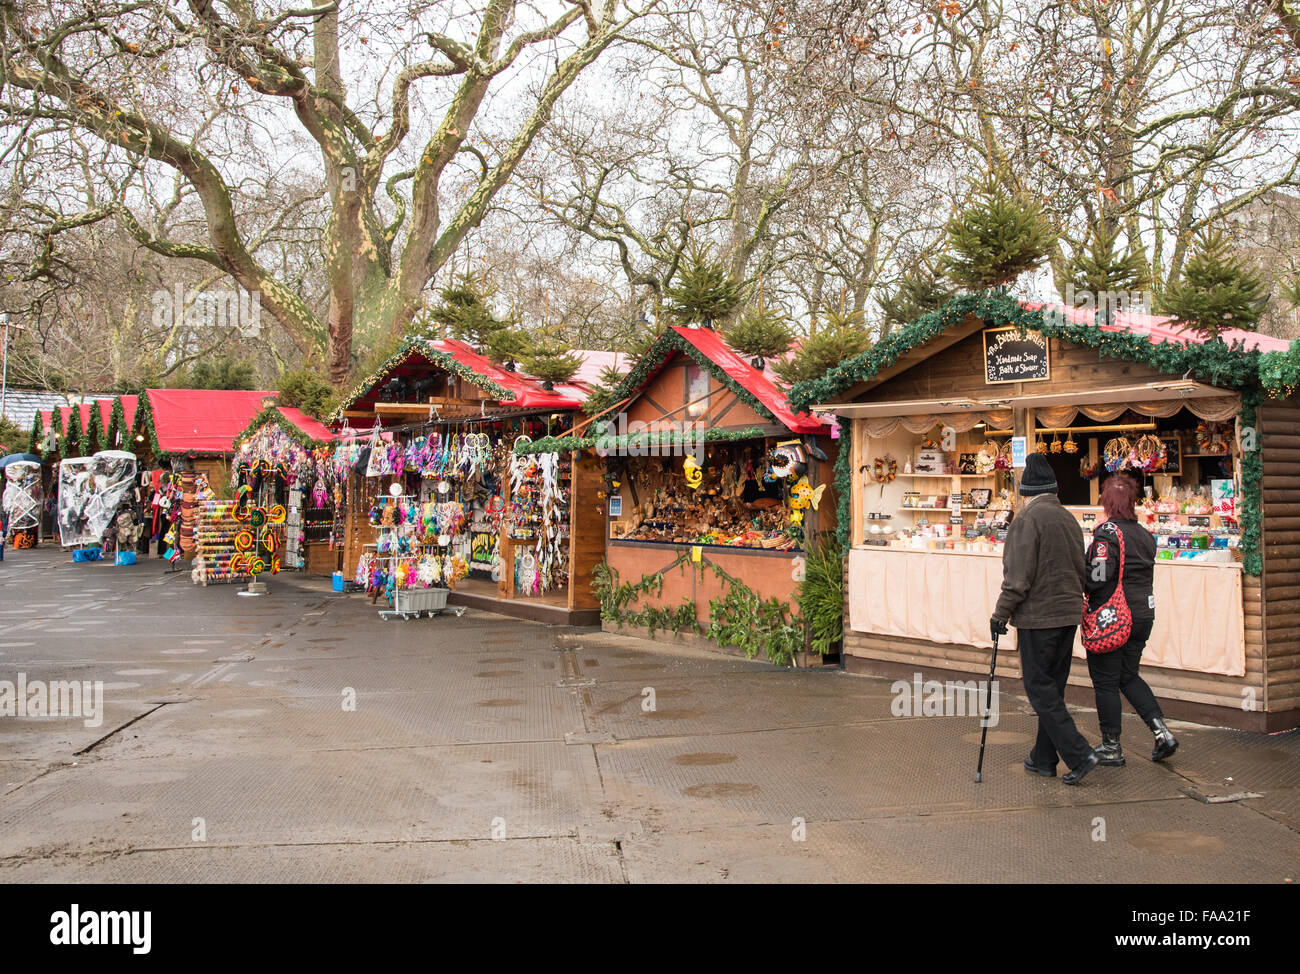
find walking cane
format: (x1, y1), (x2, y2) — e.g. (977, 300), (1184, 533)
(975, 631), (999, 783)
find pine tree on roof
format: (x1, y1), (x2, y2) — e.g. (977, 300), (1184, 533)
(877, 261), (954, 332)
(663, 243), (744, 327)
(942, 173), (1054, 291)
(1159, 230), (1268, 341)
(724, 296), (794, 365)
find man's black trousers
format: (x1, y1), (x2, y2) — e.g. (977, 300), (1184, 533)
(1017, 625), (1093, 771)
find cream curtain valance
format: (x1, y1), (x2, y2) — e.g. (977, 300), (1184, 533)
(859, 395), (1239, 438)
(861, 409), (1012, 438)
(1035, 395), (1240, 428)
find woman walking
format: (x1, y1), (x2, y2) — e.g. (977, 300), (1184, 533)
(1084, 473), (1179, 765)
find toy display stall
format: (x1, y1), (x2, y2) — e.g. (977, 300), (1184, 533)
(792, 293), (1300, 731)
(573, 325), (838, 662)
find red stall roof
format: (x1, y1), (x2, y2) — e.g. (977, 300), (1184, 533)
(339, 337), (613, 418)
(616, 326), (829, 435)
(146, 389), (278, 454)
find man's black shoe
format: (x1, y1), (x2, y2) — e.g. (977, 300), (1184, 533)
(1023, 758), (1056, 777)
(1062, 750), (1100, 785)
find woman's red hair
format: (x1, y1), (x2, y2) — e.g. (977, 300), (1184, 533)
(1100, 473), (1138, 520)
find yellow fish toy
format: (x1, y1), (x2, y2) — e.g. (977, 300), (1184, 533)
(788, 477), (826, 524)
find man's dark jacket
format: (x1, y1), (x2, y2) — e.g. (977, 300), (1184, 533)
(994, 493), (1086, 628)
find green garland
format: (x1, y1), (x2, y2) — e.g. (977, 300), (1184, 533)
(604, 328), (785, 427)
(41, 407), (65, 456)
(64, 406), (87, 457)
(1239, 390), (1263, 576)
(231, 407), (330, 452)
(27, 409), (43, 455)
(86, 402), (107, 451)
(514, 425), (767, 455)
(789, 292), (1270, 413)
(833, 416), (852, 555)
(591, 551), (806, 665)
(1257, 344), (1300, 400)
(106, 396), (127, 449)
(133, 391), (168, 461)
(332, 338), (518, 420)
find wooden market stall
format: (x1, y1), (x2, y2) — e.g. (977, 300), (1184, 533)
(791, 293), (1300, 732)
(571, 325), (838, 661)
(331, 337), (615, 625)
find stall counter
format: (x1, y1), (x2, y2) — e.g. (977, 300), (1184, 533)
(847, 545), (1245, 676)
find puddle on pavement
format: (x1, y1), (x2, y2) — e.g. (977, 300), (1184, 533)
(477, 699), (524, 708)
(583, 659), (600, 666)
(673, 753), (737, 766)
(479, 657), (524, 664)
(683, 782), (760, 798)
(475, 670), (523, 677)
(1128, 831), (1225, 854)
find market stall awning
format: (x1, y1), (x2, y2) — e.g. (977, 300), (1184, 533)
(608, 326), (830, 435)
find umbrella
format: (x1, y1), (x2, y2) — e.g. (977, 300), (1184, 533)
(0, 453), (41, 468)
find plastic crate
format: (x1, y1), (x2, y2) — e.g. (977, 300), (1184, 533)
(381, 586), (451, 620)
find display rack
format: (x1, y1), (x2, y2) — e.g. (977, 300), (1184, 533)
(192, 500), (242, 586)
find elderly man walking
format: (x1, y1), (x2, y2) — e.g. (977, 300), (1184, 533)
(990, 453), (1099, 785)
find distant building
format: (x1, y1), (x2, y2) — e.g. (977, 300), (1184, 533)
(1, 389), (115, 435)
(1220, 188), (1300, 340)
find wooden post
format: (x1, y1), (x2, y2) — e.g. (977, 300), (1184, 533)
(851, 418), (864, 547)
(567, 449), (605, 611)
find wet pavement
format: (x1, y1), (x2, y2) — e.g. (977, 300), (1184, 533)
(0, 546), (1297, 883)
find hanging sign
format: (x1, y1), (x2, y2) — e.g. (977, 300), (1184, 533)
(983, 327), (1050, 384)
(1010, 437), (1027, 468)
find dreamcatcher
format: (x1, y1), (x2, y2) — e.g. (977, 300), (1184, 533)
(1134, 434), (1166, 472)
(1102, 436), (1132, 473)
(974, 441), (999, 474)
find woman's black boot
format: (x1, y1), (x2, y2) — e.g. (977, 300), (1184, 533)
(1148, 717), (1179, 762)
(1095, 735), (1125, 766)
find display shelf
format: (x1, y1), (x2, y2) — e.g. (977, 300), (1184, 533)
(897, 472), (997, 478)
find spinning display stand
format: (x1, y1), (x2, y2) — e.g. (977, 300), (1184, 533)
(193, 500), (242, 585)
